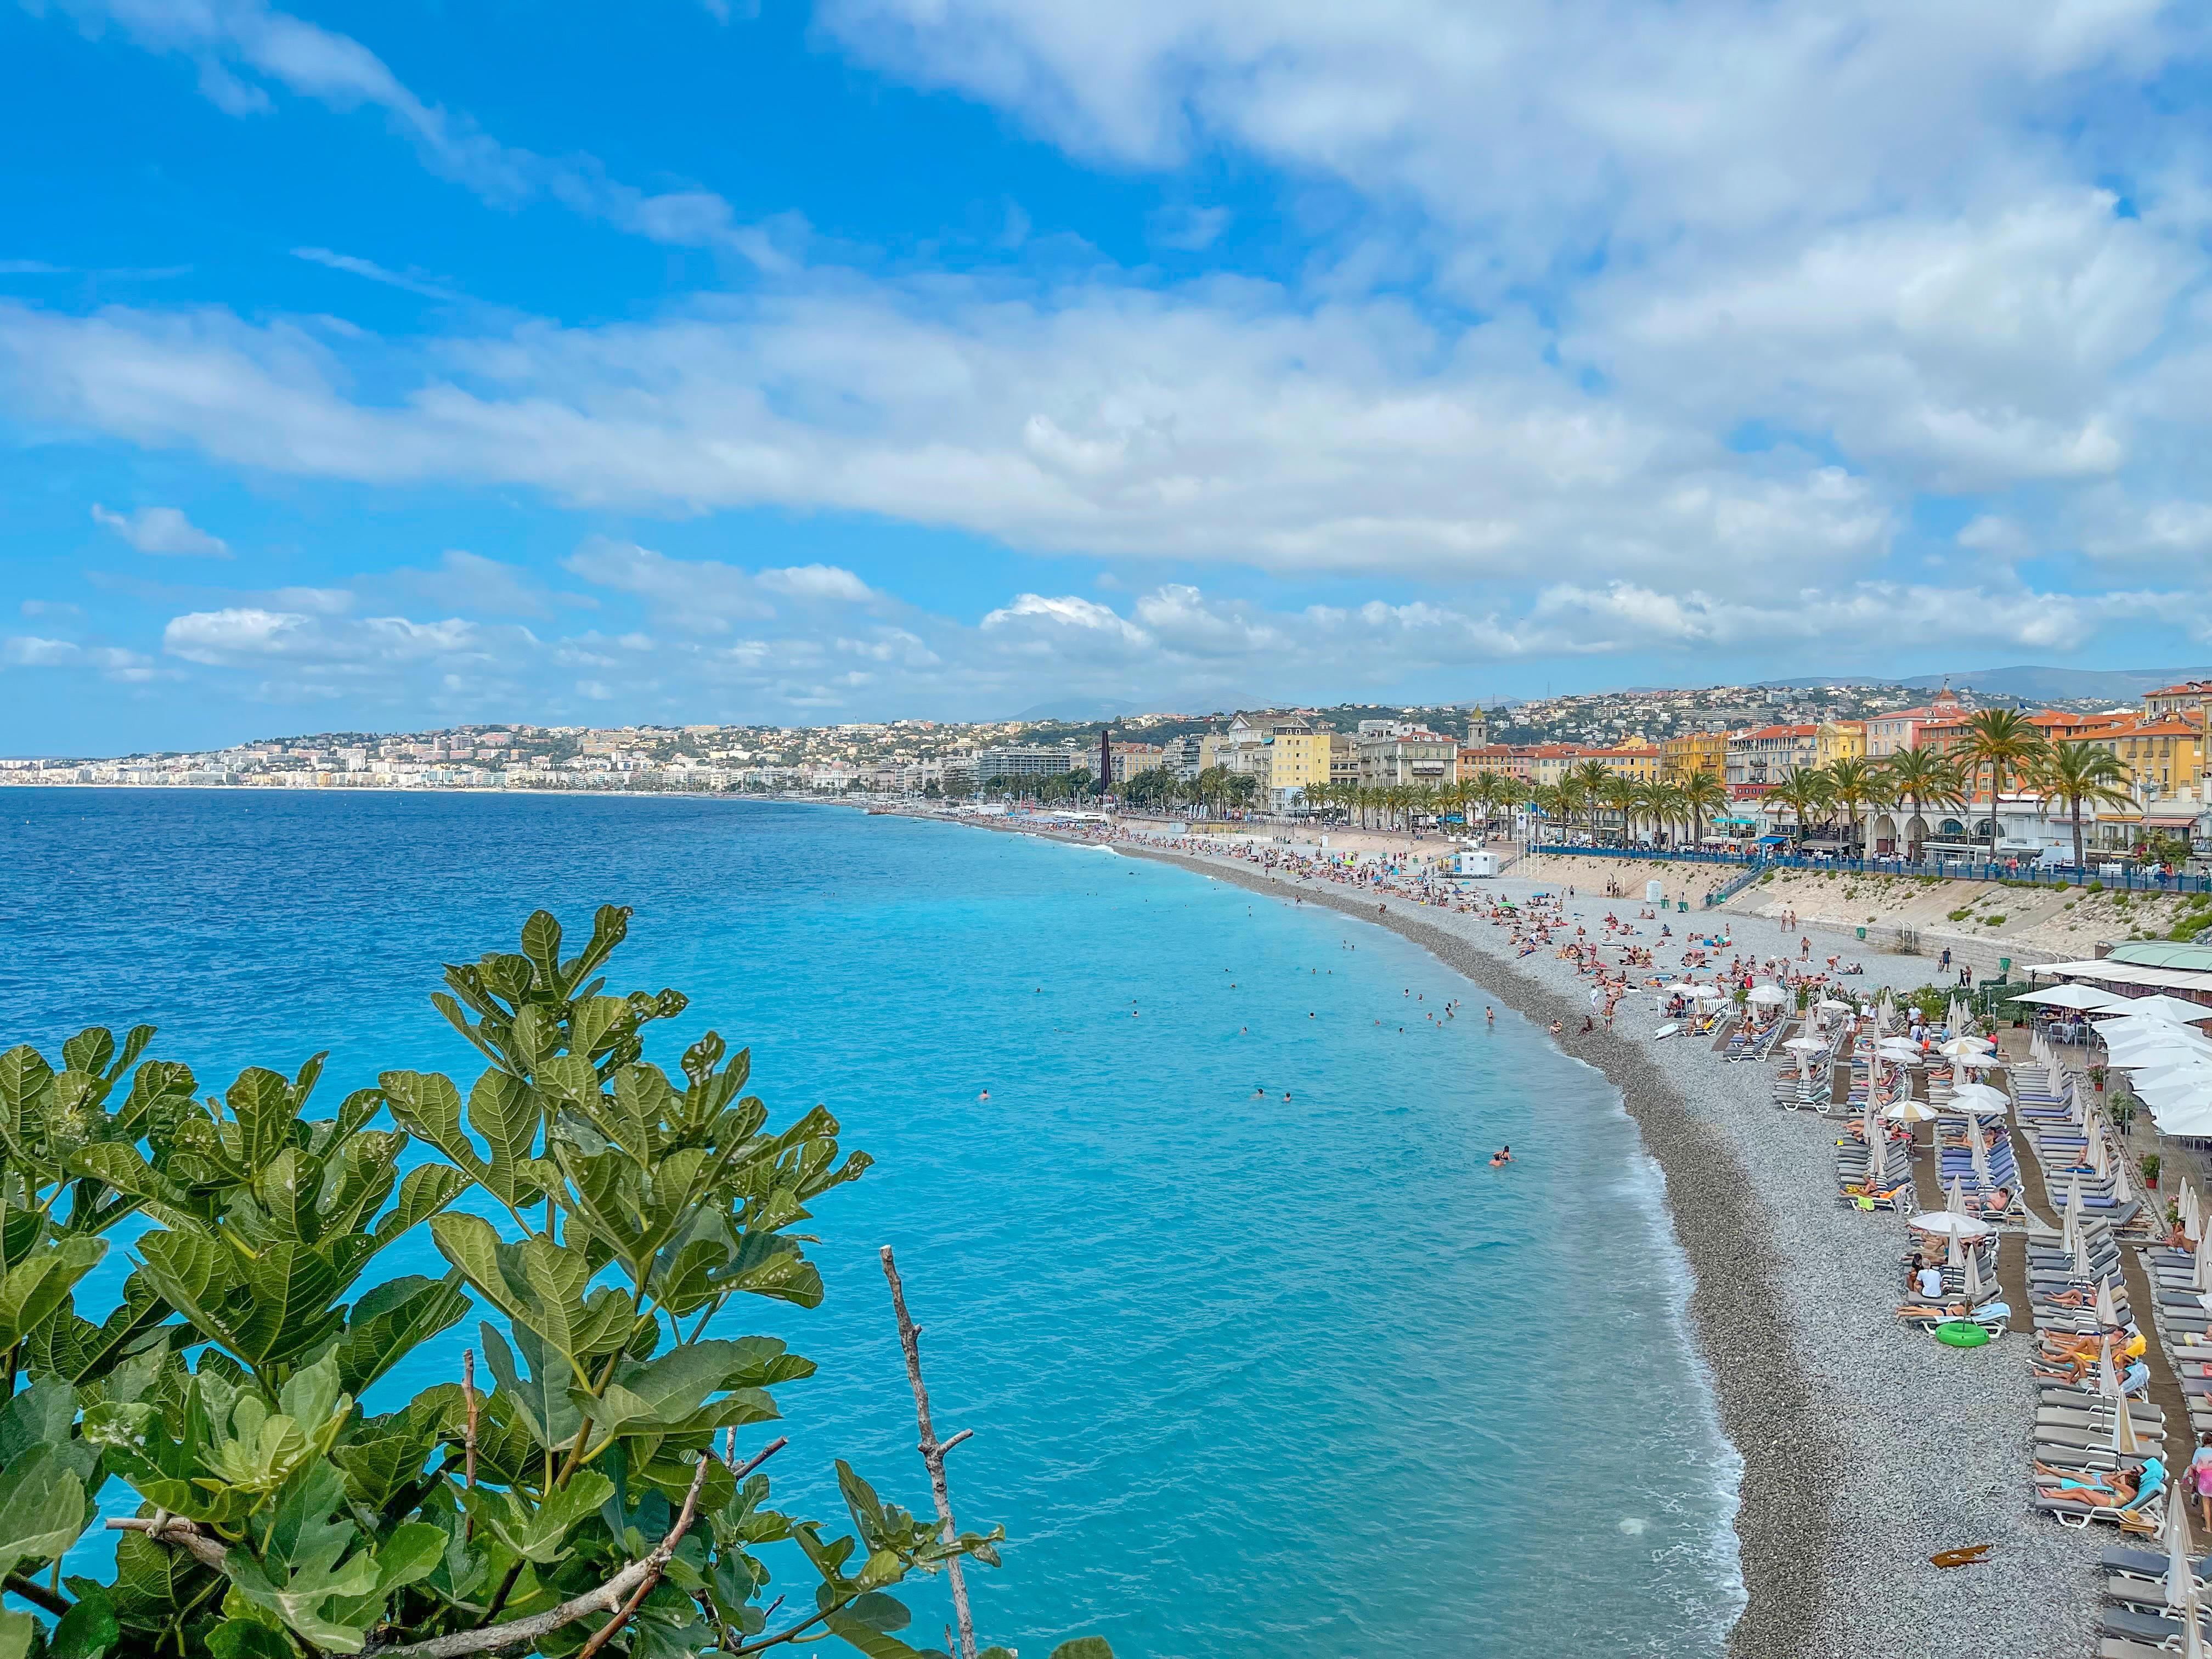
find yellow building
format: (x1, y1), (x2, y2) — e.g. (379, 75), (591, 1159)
(1267, 730), (1335, 800)
(1662, 731), (1727, 778)
(1814, 720), (1866, 765)
(1579, 743), (1662, 784)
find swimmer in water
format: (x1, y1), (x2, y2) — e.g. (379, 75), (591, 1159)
(1486, 1006), (1495, 1023)
(979, 1090), (990, 1103)
(1489, 1146), (1512, 1167)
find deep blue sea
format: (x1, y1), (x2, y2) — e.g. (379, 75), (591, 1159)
(3, 789), (1742, 1656)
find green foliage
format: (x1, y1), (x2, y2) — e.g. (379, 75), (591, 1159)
(0, 907), (1112, 1659)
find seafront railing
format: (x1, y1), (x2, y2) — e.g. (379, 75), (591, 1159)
(1526, 843), (2211, 896)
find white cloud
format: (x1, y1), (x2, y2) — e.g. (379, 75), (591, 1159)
(162, 607), (478, 667)
(3, 289), (1895, 581)
(292, 247), (461, 301)
(41, 0), (782, 261)
(90, 503), (231, 557)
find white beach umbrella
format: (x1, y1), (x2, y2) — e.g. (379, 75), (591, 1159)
(2115, 1379), (2143, 1455)
(1946, 1175), (1967, 1215)
(1747, 984), (1789, 1005)
(2197, 1242), (2212, 1294)
(2101, 1340), (2123, 1401)
(2013, 984), (2130, 1011)
(2063, 1173), (2085, 1252)
(1693, 985), (1730, 1001)
(1884, 1099), (1938, 1123)
(2074, 1228), (2095, 1283)
(1785, 1036), (1827, 1053)
(1939, 1035), (1997, 1056)
(2114, 994), (2212, 1028)
(1663, 982), (1702, 995)
(2115, 1153), (2135, 1207)
(1965, 1242), (1986, 1300)
(1949, 1083), (2010, 1114)
(1947, 1226), (1965, 1268)
(2192, 1189), (2205, 1246)
(1908, 1211), (1993, 1238)
(2091, 1132), (2112, 1178)
(1971, 1128), (1991, 1188)
(2096, 1278), (2121, 1328)
(2170, 1483), (2197, 1612)
(2186, 1582), (2209, 1659)
(1951, 1053), (2001, 1071)
(1818, 998), (1852, 1012)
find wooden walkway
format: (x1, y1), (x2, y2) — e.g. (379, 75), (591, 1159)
(2118, 1245), (2194, 1474)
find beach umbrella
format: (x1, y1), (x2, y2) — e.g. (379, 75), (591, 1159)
(1747, 984), (1788, 1005)
(1971, 1129), (1991, 1188)
(2114, 1378), (2143, 1455)
(2015, 984), (2131, 1012)
(1965, 1244), (1985, 1300)
(1663, 982), (1702, 995)
(1884, 1099), (1938, 1123)
(1818, 998), (1852, 1012)
(1949, 1083), (2010, 1114)
(2197, 1242), (2212, 1294)
(2187, 1582), (2209, 1659)
(1784, 1036), (1826, 1053)
(1951, 1053), (2001, 1071)
(2064, 1173), (2085, 1252)
(2170, 1483), (2197, 1612)
(2096, 1278), (2121, 1328)
(1908, 1211), (1993, 1239)
(2091, 1132), (2111, 1178)
(1947, 1226), (1965, 1268)
(1939, 1035), (1997, 1056)
(2114, 1153), (2135, 1206)
(2113, 994), (2212, 1028)
(2073, 1228), (2095, 1283)
(2101, 1340), (2123, 1401)
(2192, 1192), (2205, 1247)
(1946, 1175), (1967, 1215)
(1693, 985), (1729, 1001)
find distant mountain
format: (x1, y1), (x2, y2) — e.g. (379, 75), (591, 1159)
(1012, 697), (1139, 723)
(1899, 665), (2212, 702)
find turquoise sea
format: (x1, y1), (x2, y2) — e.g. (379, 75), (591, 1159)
(3, 790), (1742, 1656)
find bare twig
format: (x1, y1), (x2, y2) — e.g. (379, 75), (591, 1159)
(3, 1570), (72, 1618)
(106, 1515), (231, 1573)
(462, 1348), (479, 1492)
(570, 1448), (716, 1659)
(878, 1246), (976, 1659)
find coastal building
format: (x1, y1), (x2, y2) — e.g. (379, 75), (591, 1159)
(974, 744), (1080, 783)
(1458, 743), (1528, 782)
(1107, 742), (1165, 785)
(1724, 725), (1819, 796)
(1464, 707), (1489, 749)
(1813, 719), (1865, 765)
(1355, 724), (1458, 787)
(1861, 684), (1967, 758)
(2146, 681), (2212, 721)
(1523, 744), (1583, 787)
(1576, 740), (1662, 784)
(1661, 731), (1726, 779)
(1265, 729), (1333, 811)
(1158, 735), (1205, 780)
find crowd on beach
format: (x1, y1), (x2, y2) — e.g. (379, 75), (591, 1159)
(947, 805), (2212, 1654)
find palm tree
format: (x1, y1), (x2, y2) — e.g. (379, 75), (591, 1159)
(1768, 768), (1832, 848)
(1823, 756), (1879, 857)
(1596, 776), (1638, 844)
(1466, 770), (1504, 838)
(1525, 782), (1563, 842)
(1956, 707), (2050, 856)
(2025, 742), (2135, 872)
(1567, 760), (1612, 835)
(1882, 748), (1965, 862)
(1679, 772), (1730, 847)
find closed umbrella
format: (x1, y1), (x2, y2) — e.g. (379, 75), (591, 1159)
(2101, 1340), (2123, 1401)
(2063, 1173), (2084, 1253)
(2114, 1379), (2143, 1455)
(2096, 1278), (2121, 1327)
(2196, 1241), (2212, 1294)
(2170, 1481), (2197, 1613)
(2114, 1152), (2135, 1206)
(2187, 1581), (2209, 1659)
(1965, 1244), (1986, 1301)
(1946, 1175), (1967, 1215)
(2073, 1228), (2095, 1283)
(1971, 1128), (1991, 1188)
(2091, 1132), (2111, 1178)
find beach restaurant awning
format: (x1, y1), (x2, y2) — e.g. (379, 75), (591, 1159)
(2030, 960), (2212, 996)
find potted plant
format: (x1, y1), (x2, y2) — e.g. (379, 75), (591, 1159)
(2089, 1064), (2108, 1093)
(2142, 1153), (2162, 1191)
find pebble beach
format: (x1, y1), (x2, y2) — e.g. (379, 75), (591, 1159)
(948, 811), (2104, 1659)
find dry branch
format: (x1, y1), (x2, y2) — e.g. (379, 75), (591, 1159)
(878, 1245), (976, 1659)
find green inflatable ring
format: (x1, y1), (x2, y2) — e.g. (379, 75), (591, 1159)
(1935, 1321), (1991, 1348)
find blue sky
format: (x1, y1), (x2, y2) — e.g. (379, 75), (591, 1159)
(5, 0), (2212, 752)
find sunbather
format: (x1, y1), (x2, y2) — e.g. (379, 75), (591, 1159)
(2035, 1460), (2160, 1508)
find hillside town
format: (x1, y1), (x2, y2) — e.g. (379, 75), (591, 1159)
(7, 677), (2209, 867)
